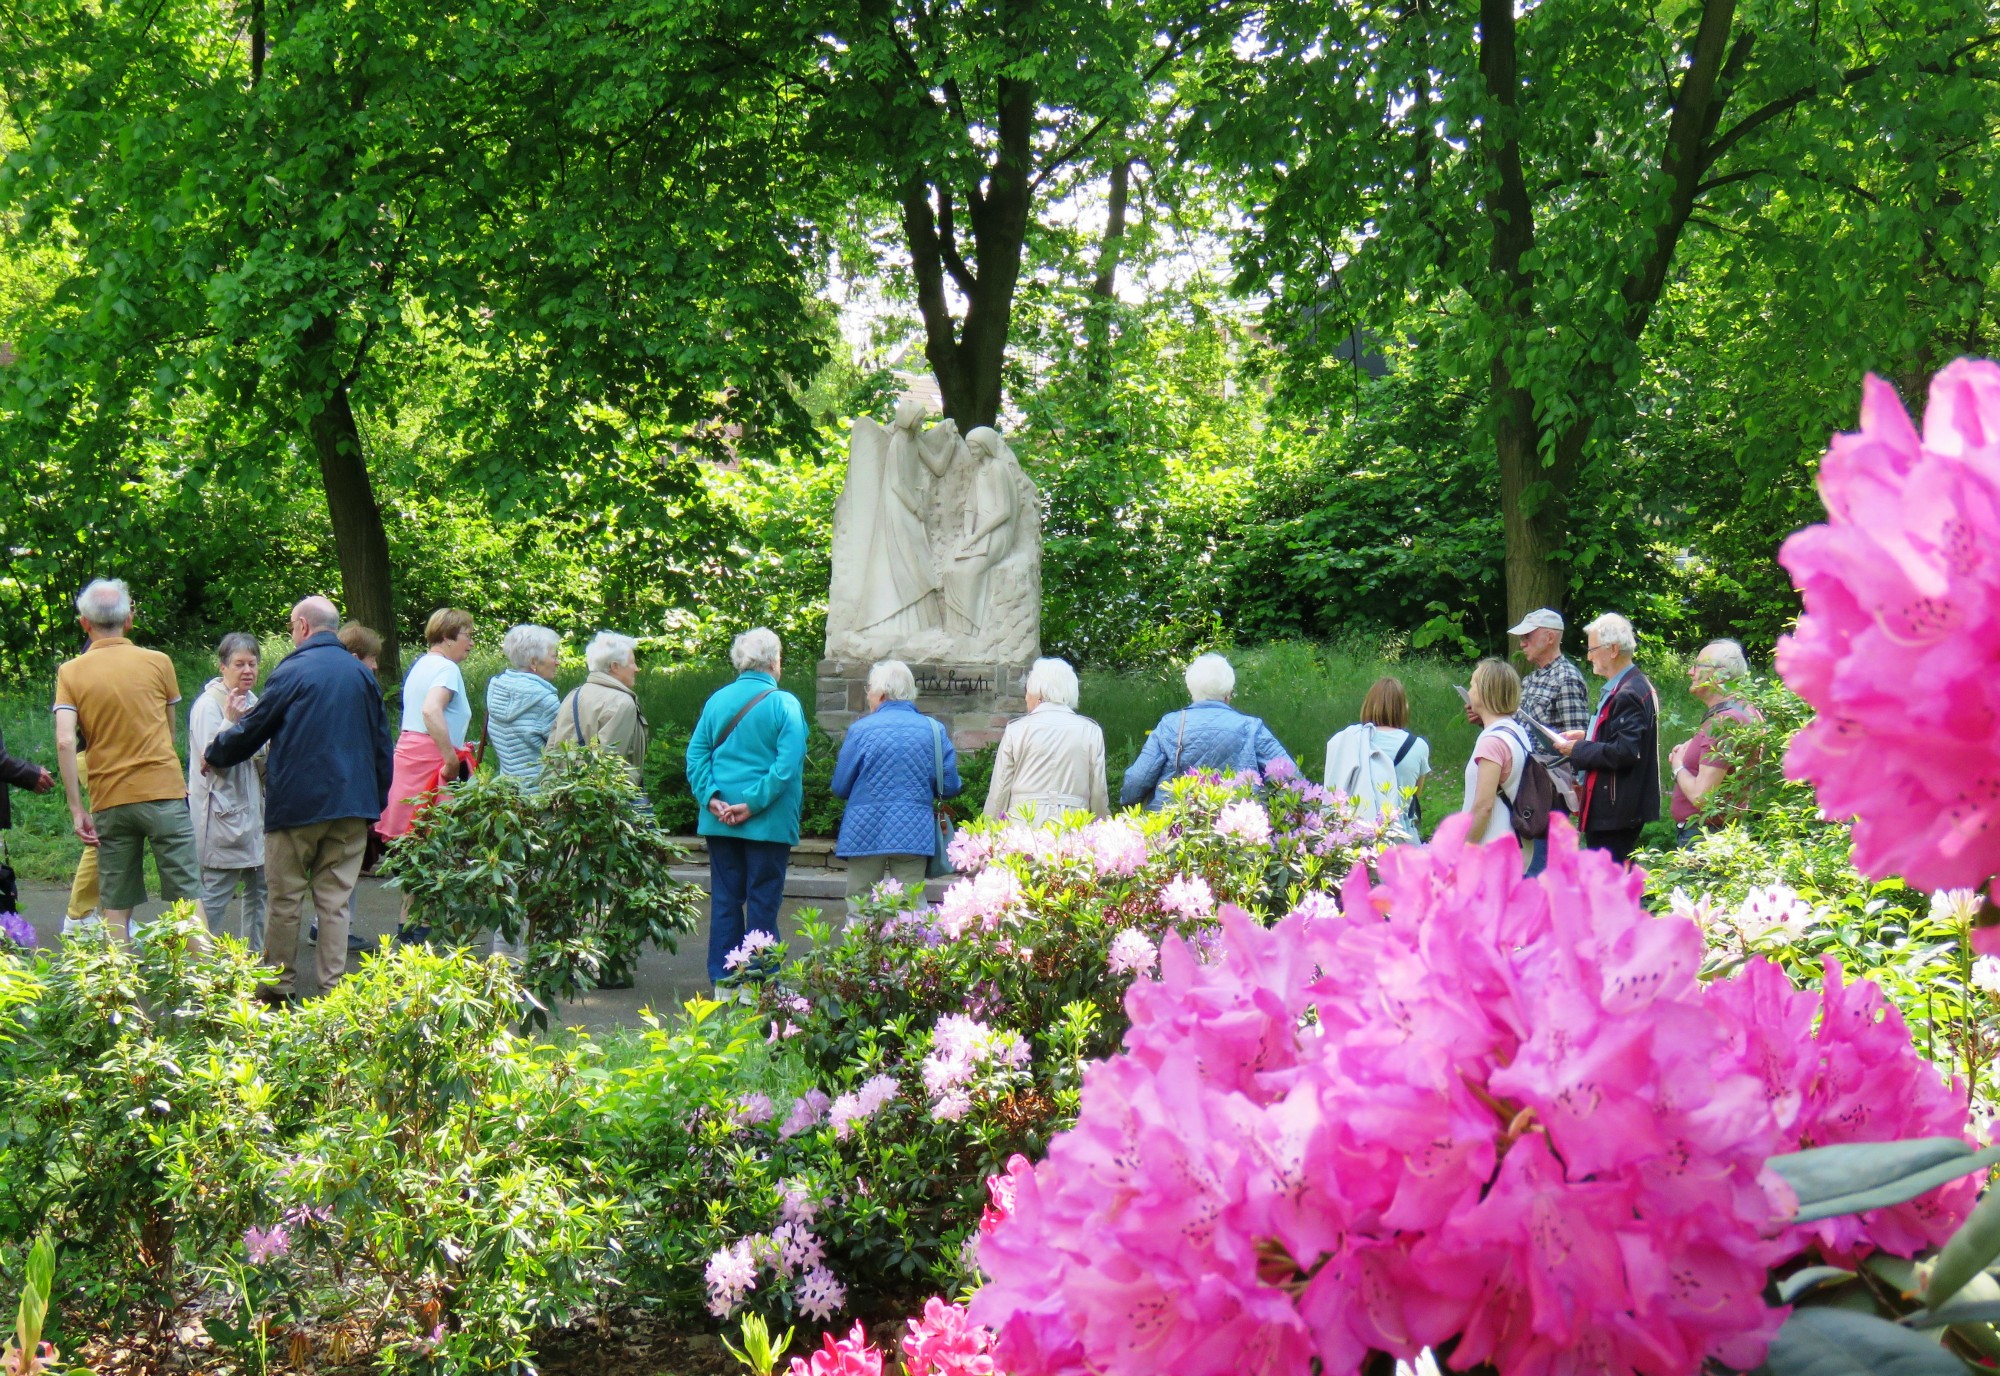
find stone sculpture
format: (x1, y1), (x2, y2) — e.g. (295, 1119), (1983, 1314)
(824, 405), (1040, 667)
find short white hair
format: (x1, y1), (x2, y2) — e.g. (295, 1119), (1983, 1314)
(76, 579), (132, 630)
(585, 631), (637, 675)
(1184, 653), (1235, 703)
(502, 624), (560, 670)
(867, 660), (917, 701)
(1024, 657), (1079, 709)
(1701, 639), (1750, 682)
(1585, 613), (1637, 656)
(731, 627), (782, 673)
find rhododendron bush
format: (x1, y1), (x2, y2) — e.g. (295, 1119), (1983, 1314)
(677, 771), (1393, 1329)
(970, 819), (1974, 1376)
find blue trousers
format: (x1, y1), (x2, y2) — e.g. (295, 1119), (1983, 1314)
(706, 836), (790, 984)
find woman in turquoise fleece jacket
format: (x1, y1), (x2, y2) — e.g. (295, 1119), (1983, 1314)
(685, 629), (808, 982)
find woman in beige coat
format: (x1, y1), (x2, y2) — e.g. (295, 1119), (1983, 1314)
(985, 658), (1109, 823)
(545, 631), (651, 811)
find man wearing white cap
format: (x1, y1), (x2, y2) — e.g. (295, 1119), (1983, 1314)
(1509, 608), (1590, 874)
(1510, 609), (1591, 745)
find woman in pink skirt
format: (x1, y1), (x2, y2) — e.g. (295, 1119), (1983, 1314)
(379, 608), (476, 841)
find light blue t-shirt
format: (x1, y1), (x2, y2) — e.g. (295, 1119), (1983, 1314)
(1371, 727), (1432, 799)
(400, 652), (471, 746)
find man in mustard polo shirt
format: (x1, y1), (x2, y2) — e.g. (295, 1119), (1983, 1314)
(52, 579), (204, 939)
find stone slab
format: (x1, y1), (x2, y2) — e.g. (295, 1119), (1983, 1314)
(815, 659), (1029, 752)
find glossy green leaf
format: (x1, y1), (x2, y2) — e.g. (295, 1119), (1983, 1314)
(1754, 1307), (1968, 1376)
(1768, 1140), (2000, 1222)
(1925, 1177), (2000, 1311)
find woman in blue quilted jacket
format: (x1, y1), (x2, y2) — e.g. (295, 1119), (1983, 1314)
(1119, 653), (1294, 809)
(830, 660), (962, 920)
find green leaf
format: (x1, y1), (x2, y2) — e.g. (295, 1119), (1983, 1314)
(1767, 1140), (2000, 1222)
(1778, 1266), (1857, 1303)
(15, 1233), (52, 1356)
(1754, 1307), (1968, 1375)
(1902, 1300), (2000, 1329)
(1925, 1177), (2000, 1311)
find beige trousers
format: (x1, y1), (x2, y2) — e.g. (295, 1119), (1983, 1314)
(263, 818), (369, 995)
(843, 853), (927, 921)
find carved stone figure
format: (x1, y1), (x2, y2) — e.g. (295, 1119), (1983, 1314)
(824, 405), (1040, 666)
(942, 427), (1023, 634)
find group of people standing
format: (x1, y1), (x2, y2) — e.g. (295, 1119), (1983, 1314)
(1451, 608), (1762, 869)
(4, 581), (674, 1002)
(0, 580), (1766, 1007)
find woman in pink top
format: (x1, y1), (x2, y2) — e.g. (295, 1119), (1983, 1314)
(1459, 658), (1531, 854)
(1670, 639), (1764, 844)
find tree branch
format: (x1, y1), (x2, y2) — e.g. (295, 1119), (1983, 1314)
(936, 184), (978, 296)
(1617, 0), (1739, 338)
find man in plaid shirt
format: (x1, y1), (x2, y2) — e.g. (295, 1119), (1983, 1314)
(1505, 609), (1590, 875)
(1512, 609), (1592, 740)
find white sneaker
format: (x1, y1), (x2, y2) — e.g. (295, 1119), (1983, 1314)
(61, 912), (103, 938)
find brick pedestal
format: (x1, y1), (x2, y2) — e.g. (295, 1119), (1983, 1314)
(817, 660), (1030, 751)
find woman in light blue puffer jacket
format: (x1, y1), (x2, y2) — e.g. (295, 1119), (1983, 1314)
(487, 625), (562, 788)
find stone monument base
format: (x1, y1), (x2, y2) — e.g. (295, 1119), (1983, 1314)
(816, 660), (1029, 752)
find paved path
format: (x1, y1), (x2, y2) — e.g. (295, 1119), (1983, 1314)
(13, 861), (952, 1035)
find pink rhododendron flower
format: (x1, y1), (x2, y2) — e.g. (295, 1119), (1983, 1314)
(779, 1177), (819, 1225)
(829, 1074), (900, 1140)
(903, 1297), (999, 1376)
(704, 1239), (758, 1317)
(1087, 819), (1149, 877)
(980, 1154), (1033, 1236)
(934, 868), (1024, 938)
(1106, 927), (1158, 977)
(731, 1092), (775, 1127)
(1975, 956), (2000, 995)
(946, 828), (992, 873)
(794, 1267), (851, 1325)
(1708, 957), (1975, 1261)
(1213, 799), (1273, 845)
(724, 929), (780, 971)
(772, 1221), (826, 1275)
(1158, 873), (1214, 919)
(973, 818), (1827, 1376)
(243, 1224), (290, 1266)
(779, 1089), (831, 1140)
(1778, 360), (2000, 900)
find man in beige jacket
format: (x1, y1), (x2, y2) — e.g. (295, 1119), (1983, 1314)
(546, 631), (650, 805)
(985, 658), (1109, 823)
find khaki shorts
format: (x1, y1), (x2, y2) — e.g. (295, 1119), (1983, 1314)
(94, 798), (202, 910)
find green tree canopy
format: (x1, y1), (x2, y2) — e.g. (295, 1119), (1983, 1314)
(2, 0), (830, 671)
(1208, 0), (2000, 622)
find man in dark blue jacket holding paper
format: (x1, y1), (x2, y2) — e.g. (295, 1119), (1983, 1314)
(206, 595), (392, 1000)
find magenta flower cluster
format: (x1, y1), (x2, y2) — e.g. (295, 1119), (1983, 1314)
(1778, 359), (2000, 901)
(970, 818), (1972, 1376)
(1706, 955), (1974, 1260)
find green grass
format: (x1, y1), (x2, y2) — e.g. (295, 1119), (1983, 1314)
(0, 636), (1707, 884)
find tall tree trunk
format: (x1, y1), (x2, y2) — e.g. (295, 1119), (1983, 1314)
(1477, 0), (1742, 628)
(1493, 374), (1568, 622)
(306, 381), (399, 681)
(1477, 0), (1560, 625)
(1084, 156), (1132, 397)
(900, 74), (1037, 430)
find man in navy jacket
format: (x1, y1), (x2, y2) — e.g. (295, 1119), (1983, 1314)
(1553, 612), (1661, 864)
(206, 596), (392, 999)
